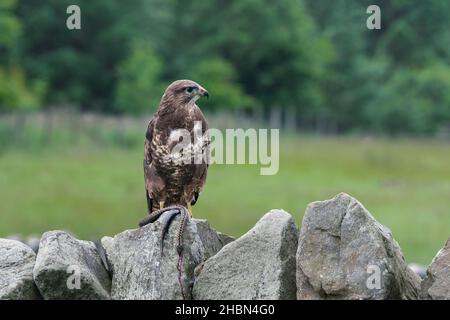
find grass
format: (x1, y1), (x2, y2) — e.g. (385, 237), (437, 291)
(0, 135), (449, 265)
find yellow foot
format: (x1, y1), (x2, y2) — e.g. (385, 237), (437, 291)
(159, 201), (165, 210)
(187, 202), (193, 218)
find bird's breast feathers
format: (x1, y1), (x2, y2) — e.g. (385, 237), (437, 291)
(152, 127), (208, 168)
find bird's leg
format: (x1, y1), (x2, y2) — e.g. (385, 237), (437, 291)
(146, 190), (153, 215)
(187, 202), (193, 218)
(159, 201), (165, 210)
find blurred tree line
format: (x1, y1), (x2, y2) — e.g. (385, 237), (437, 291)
(1, 0), (450, 135)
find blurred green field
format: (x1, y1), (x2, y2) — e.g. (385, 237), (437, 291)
(1, 135), (449, 265)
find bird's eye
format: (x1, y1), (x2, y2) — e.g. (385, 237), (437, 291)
(186, 87), (194, 93)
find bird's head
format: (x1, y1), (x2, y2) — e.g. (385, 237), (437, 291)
(161, 79), (209, 108)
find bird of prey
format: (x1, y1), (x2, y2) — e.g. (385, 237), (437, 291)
(139, 80), (210, 231)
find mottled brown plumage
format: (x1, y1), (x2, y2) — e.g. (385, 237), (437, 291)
(143, 80), (210, 216)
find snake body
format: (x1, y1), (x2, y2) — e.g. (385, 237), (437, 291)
(139, 205), (189, 299)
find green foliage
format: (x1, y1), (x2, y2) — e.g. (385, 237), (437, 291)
(0, 66), (45, 110)
(15, 0), (141, 111)
(306, 0), (450, 134)
(0, 0), (449, 133)
(187, 0), (326, 109)
(0, 0), (21, 57)
(115, 42), (164, 114)
(373, 0), (450, 66)
(0, 0), (20, 70)
(189, 58), (255, 110)
(364, 64), (450, 134)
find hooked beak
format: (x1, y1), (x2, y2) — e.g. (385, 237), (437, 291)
(198, 87), (209, 99)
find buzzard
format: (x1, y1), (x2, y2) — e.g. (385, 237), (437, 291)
(139, 80), (210, 234)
